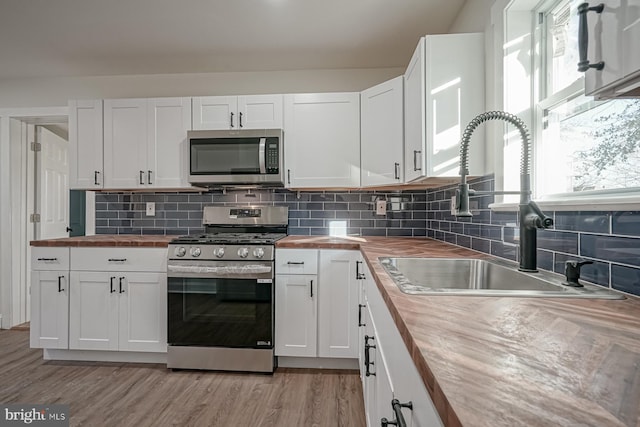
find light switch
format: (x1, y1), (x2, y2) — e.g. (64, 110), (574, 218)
(146, 202), (155, 216)
(376, 200), (387, 215)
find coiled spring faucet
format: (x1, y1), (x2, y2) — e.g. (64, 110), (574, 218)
(454, 111), (553, 272)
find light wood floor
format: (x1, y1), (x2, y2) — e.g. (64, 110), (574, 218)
(0, 330), (365, 427)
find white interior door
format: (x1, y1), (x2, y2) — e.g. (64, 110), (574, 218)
(37, 126), (70, 240)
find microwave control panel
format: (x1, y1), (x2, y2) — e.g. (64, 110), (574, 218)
(266, 138), (279, 174)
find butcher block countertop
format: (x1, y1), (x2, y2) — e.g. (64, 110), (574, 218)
(30, 235), (174, 247)
(277, 236), (640, 427)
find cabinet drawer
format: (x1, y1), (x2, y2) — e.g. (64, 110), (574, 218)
(275, 249), (318, 274)
(70, 248), (167, 272)
(31, 247), (70, 271)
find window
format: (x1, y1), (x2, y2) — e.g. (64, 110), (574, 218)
(534, 0), (640, 197)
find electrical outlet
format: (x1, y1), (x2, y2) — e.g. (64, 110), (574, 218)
(146, 202), (155, 217)
(376, 200), (387, 215)
(450, 196), (457, 215)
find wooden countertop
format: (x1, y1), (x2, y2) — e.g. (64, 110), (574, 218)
(30, 235), (174, 247)
(277, 236), (640, 427)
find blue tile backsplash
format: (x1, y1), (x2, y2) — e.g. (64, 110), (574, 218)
(95, 176), (640, 297)
(424, 175), (640, 297)
(95, 189), (428, 238)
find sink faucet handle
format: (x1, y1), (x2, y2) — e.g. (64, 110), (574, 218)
(563, 260), (594, 287)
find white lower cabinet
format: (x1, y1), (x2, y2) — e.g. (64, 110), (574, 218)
(361, 266), (443, 427)
(274, 274), (317, 357)
(318, 250), (360, 358)
(30, 248), (71, 349)
(31, 271), (70, 349)
(275, 249), (361, 359)
(66, 247), (167, 353)
(69, 271), (166, 353)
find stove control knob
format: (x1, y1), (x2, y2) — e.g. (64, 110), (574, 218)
(237, 247), (249, 258)
(190, 247), (201, 257)
(174, 247), (186, 257)
(253, 248), (265, 259)
(213, 247), (225, 258)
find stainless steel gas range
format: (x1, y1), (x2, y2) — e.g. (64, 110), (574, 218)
(166, 205), (288, 373)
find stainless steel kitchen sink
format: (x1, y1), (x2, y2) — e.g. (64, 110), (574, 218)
(379, 257), (625, 299)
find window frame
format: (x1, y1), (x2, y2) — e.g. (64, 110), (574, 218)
(492, 0), (640, 211)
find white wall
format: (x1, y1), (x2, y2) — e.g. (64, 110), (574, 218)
(0, 68), (403, 108)
(449, 0), (495, 33)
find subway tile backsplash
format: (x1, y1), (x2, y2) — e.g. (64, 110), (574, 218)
(95, 176), (640, 297)
(95, 189), (428, 237)
(424, 175), (640, 297)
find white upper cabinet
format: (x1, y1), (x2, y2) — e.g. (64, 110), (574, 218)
(103, 97), (191, 189)
(361, 76), (404, 186)
(284, 92), (360, 188)
(104, 98), (148, 189)
(192, 95), (283, 130)
(147, 97), (192, 188)
(69, 99), (104, 189)
(585, 0), (640, 98)
(404, 33), (486, 182)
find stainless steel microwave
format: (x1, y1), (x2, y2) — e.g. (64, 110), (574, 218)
(188, 129), (284, 186)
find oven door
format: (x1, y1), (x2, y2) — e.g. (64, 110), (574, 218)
(167, 261), (274, 349)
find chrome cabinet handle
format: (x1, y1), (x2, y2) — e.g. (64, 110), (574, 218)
(148, 170), (153, 185)
(381, 399), (413, 427)
(394, 162), (400, 180)
(110, 276), (116, 293)
(58, 276), (65, 292)
(230, 112), (235, 128)
(577, 3), (605, 72)
(139, 171), (144, 185)
(413, 150), (422, 171)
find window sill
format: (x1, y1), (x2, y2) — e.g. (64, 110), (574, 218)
(490, 189), (640, 212)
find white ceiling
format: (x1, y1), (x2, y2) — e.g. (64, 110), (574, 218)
(0, 0), (466, 80)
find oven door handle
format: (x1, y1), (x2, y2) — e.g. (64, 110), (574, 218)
(167, 263), (273, 279)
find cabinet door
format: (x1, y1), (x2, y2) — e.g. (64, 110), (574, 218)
(284, 93), (360, 188)
(147, 97), (191, 188)
(404, 38), (426, 182)
(69, 271), (119, 351)
(69, 99), (104, 189)
(30, 271), (69, 349)
(585, 1), (623, 95)
(275, 274), (317, 357)
(118, 273), (167, 353)
(622, 0), (640, 79)
(318, 250), (360, 358)
(192, 96), (238, 130)
(238, 95), (283, 129)
(426, 33), (485, 177)
(104, 99), (148, 188)
(361, 76), (404, 186)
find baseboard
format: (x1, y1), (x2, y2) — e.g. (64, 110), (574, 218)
(277, 356), (358, 370)
(44, 349), (167, 364)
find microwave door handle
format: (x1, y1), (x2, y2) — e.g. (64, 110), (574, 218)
(259, 137), (267, 174)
